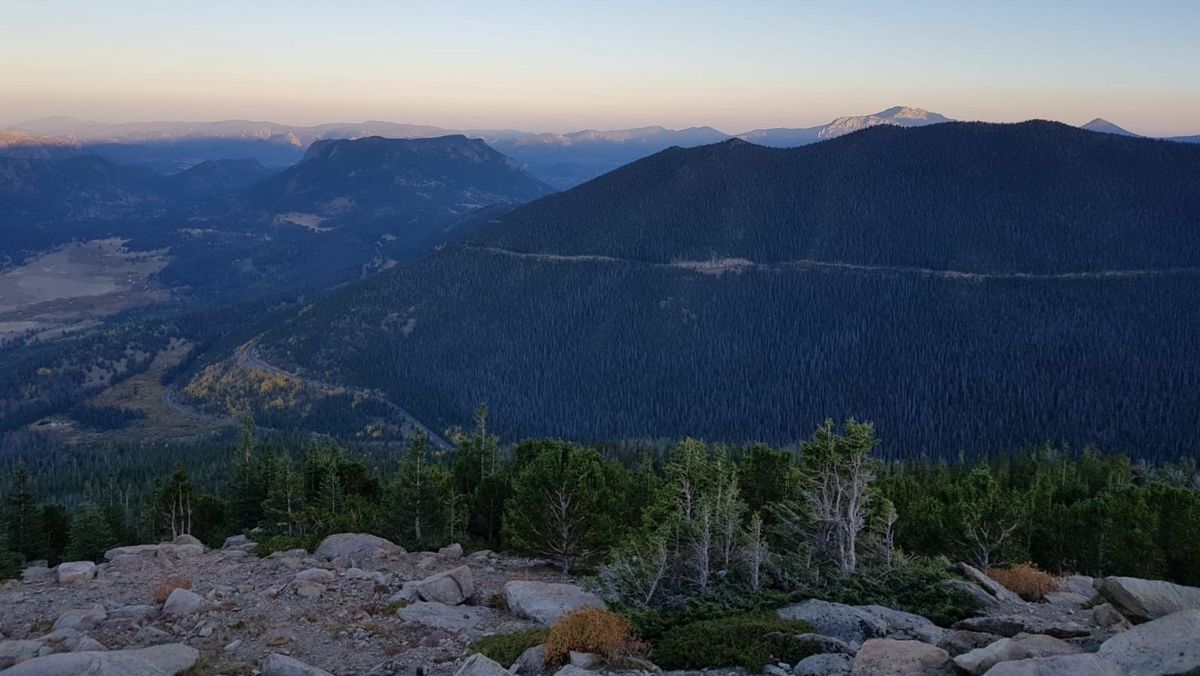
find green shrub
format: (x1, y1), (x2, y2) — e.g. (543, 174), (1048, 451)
(814, 555), (977, 627)
(625, 586), (794, 641)
(650, 612), (816, 670)
(471, 628), (549, 666)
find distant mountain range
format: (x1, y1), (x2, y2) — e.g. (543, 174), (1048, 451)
(6, 107), (1199, 188)
(254, 121), (1200, 456)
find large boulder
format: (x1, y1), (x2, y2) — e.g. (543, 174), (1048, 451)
(777, 599), (888, 648)
(957, 563), (1023, 604)
(416, 565), (474, 605)
(858, 605), (945, 644)
(0, 644), (198, 675)
(794, 653), (854, 676)
(1055, 575), (1098, 601)
(222, 534), (257, 552)
(455, 653), (513, 676)
(438, 543), (464, 560)
(502, 581), (607, 625)
(937, 630), (1003, 657)
(171, 534), (203, 546)
(952, 633), (1081, 675)
(509, 645), (545, 675)
(55, 561), (97, 585)
(313, 533), (403, 563)
(293, 568), (336, 583)
(261, 653), (335, 676)
(851, 638), (953, 675)
(161, 587), (207, 617)
(985, 654), (1123, 676)
(1096, 608), (1200, 675)
(791, 633), (858, 656)
(1094, 576), (1200, 622)
(21, 565), (52, 583)
(398, 601), (494, 632)
(103, 543), (203, 560)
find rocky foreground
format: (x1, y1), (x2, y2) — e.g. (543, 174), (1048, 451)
(1, 534), (1198, 675)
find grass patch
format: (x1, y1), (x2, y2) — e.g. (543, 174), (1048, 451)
(471, 628), (549, 666)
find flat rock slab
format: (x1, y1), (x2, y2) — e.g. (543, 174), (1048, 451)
(953, 633), (1081, 675)
(398, 601), (495, 632)
(951, 614), (1091, 639)
(503, 580), (606, 625)
(455, 653), (513, 676)
(0, 644), (199, 676)
(1095, 576), (1200, 622)
(984, 653), (1123, 676)
(1096, 608), (1200, 675)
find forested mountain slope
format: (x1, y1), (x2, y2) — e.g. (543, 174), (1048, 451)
(254, 122), (1200, 456)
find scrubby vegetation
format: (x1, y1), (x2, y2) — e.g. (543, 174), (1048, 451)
(650, 612), (817, 669)
(470, 628), (548, 666)
(4, 409), (1200, 663)
(544, 608), (636, 664)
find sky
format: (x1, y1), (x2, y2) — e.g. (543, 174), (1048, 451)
(2, 0), (1199, 135)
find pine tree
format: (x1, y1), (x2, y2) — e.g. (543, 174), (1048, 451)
(66, 501), (115, 562)
(263, 452), (304, 536)
(228, 416), (267, 530)
(3, 470), (44, 562)
(387, 432), (450, 547)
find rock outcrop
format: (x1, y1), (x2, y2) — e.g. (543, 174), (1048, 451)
(952, 633), (1081, 675)
(1095, 608), (1200, 675)
(1094, 576), (1200, 622)
(984, 653), (1123, 676)
(851, 638), (953, 675)
(777, 599), (888, 647)
(0, 644), (198, 676)
(502, 581), (606, 625)
(54, 561), (96, 586)
(312, 533), (403, 563)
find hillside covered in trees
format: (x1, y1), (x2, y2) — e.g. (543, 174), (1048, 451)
(255, 122), (1200, 457)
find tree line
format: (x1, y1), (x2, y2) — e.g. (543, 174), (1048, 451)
(3, 412), (1199, 622)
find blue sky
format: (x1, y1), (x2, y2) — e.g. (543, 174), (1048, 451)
(2, 0), (1198, 134)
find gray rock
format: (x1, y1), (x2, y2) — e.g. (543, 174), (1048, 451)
(957, 562), (1023, 603)
(851, 638), (953, 675)
(222, 534), (257, 551)
(55, 561), (96, 585)
(108, 604), (157, 625)
(344, 567), (387, 585)
(1042, 592), (1089, 606)
(417, 565), (474, 605)
(397, 601), (494, 632)
(503, 580), (608, 625)
(439, 543), (464, 559)
(553, 667), (596, 676)
(777, 599), (887, 647)
(937, 630), (1003, 657)
(294, 568), (336, 583)
(103, 543), (203, 560)
(161, 587), (207, 617)
(171, 534), (203, 546)
(71, 636), (107, 652)
(509, 645), (545, 674)
(0, 644), (199, 676)
(951, 614), (1091, 639)
(952, 633), (1081, 675)
(1091, 603), (1131, 630)
(313, 533), (403, 563)
(20, 566), (51, 583)
(389, 581), (421, 603)
(1055, 575), (1098, 601)
(1095, 575), (1200, 622)
(456, 653), (514, 676)
(262, 653), (335, 676)
(51, 604), (107, 631)
(569, 652), (601, 668)
(791, 633), (857, 655)
(292, 580), (325, 598)
(857, 605), (946, 644)
(984, 653), (1123, 676)
(942, 579), (999, 609)
(1096, 608), (1200, 675)
(793, 653), (853, 676)
(0, 640), (42, 669)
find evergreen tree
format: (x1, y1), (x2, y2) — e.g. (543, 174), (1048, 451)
(3, 470), (44, 562)
(66, 501), (115, 562)
(386, 432), (450, 547)
(228, 416), (267, 530)
(503, 442), (625, 573)
(156, 463), (194, 539)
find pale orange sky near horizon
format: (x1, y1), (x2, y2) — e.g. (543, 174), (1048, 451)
(3, 0), (1198, 136)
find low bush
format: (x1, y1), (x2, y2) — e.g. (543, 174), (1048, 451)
(471, 628), (549, 666)
(987, 563), (1057, 601)
(650, 611), (817, 670)
(813, 555), (978, 627)
(544, 607), (637, 664)
(152, 576), (193, 603)
(623, 586), (794, 641)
